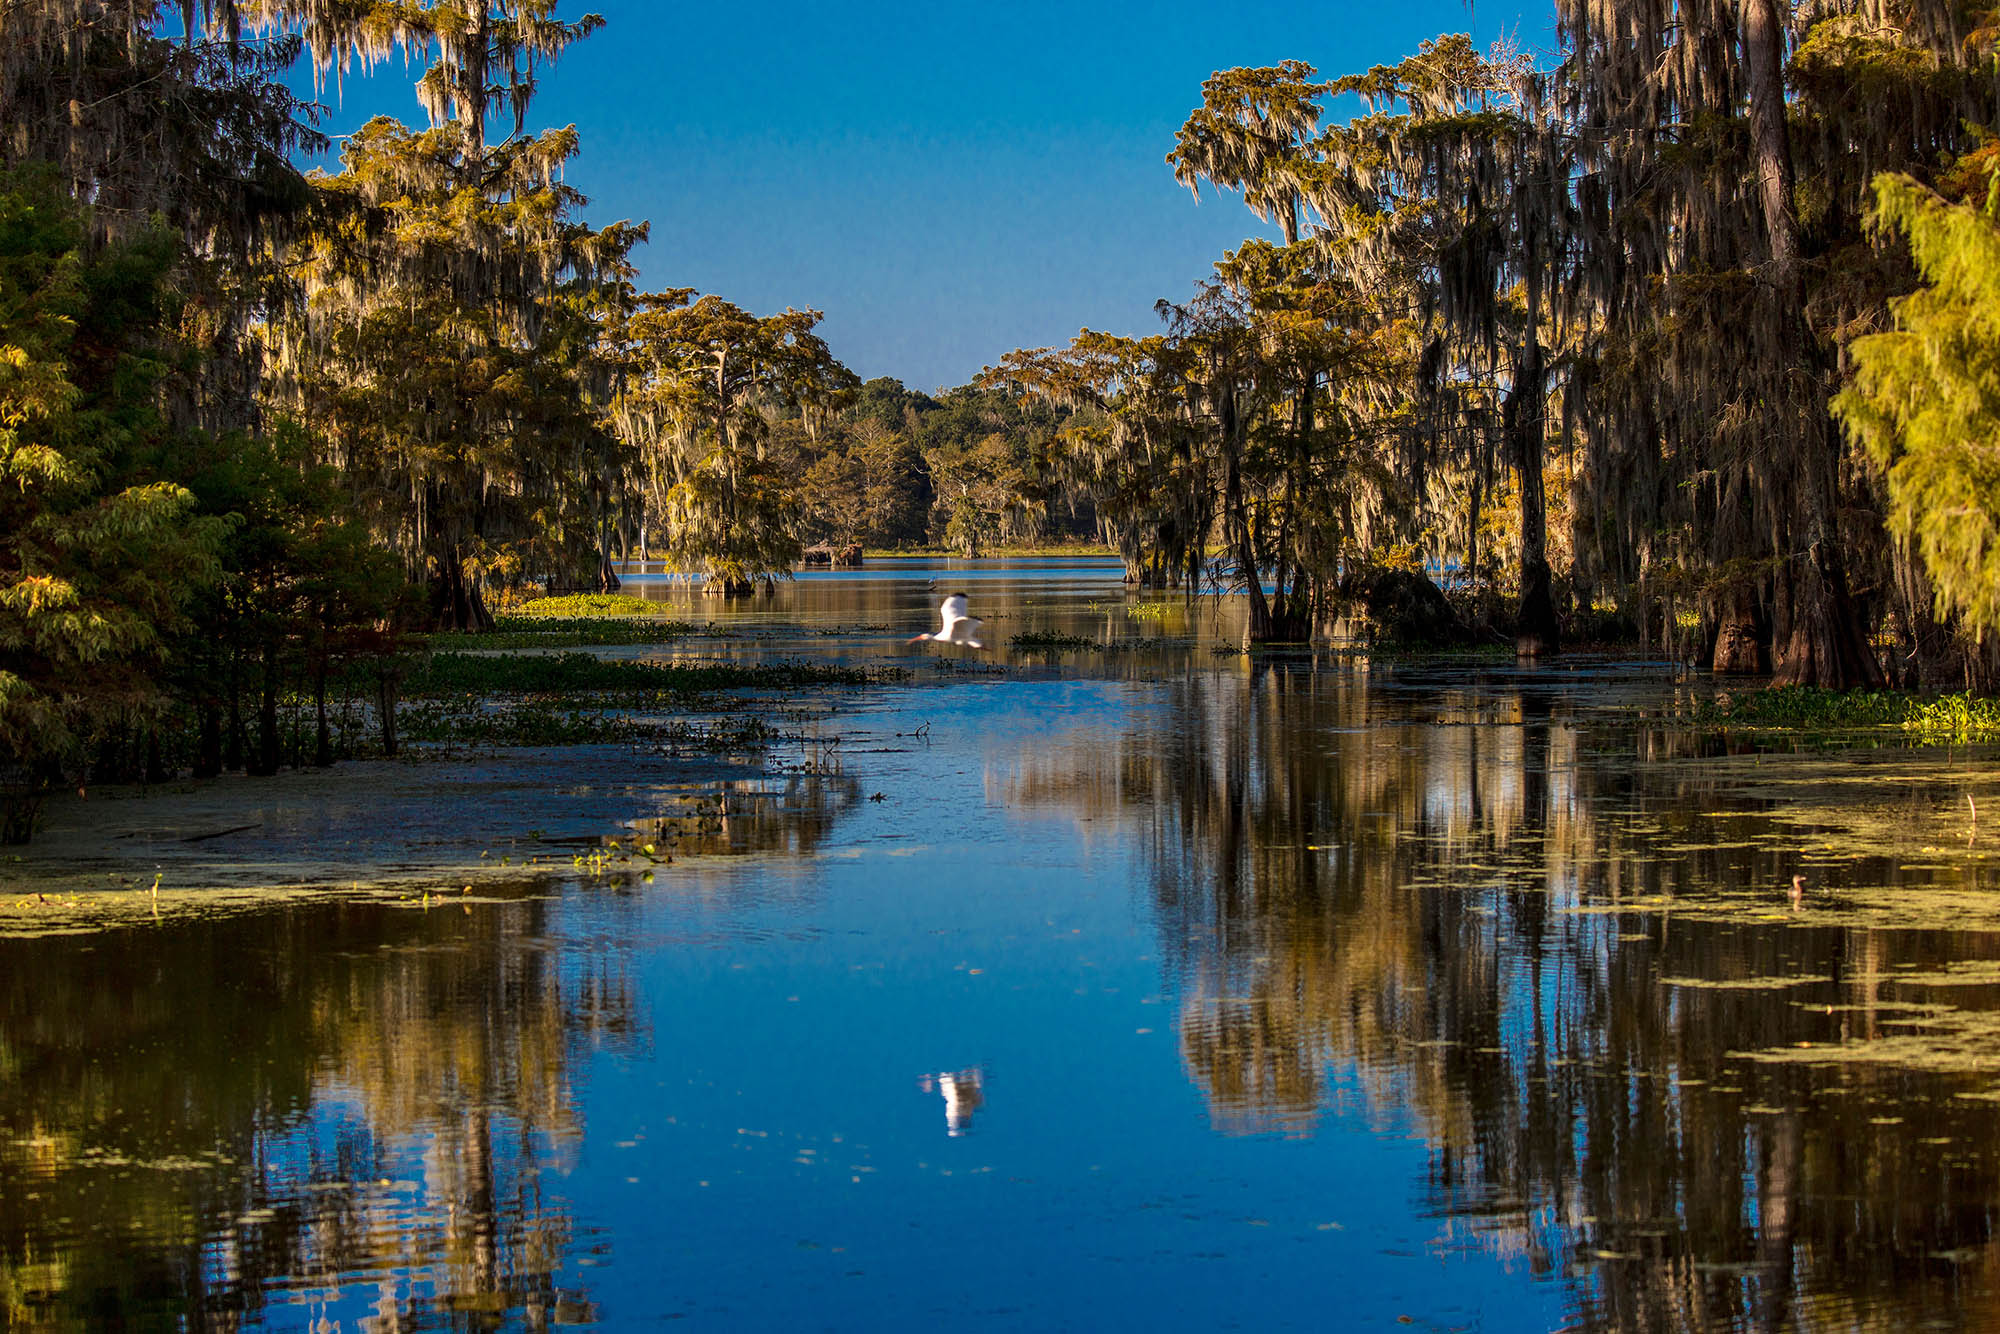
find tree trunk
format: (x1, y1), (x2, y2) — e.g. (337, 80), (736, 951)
(465, 0), (490, 150)
(1773, 511), (1885, 687)
(313, 655), (332, 768)
(1272, 566), (1312, 641)
(1221, 390), (1272, 643)
(1744, 0), (1882, 688)
(1766, 367), (1882, 689)
(142, 729), (165, 785)
(596, 518), (622, 592)
(1266, 378), (1312, 642)
(1508, 335), (1559, 658)
(195, 700), (222, 779)
(430, 548), (496, 632)
(1468, 466), (1481, 593)
(249, 646), (281, 778)
(1743, 0), (1798, 292)
(378, 667), (400, 758)
(1711, 581), (1770, 674)
(225, 655), (245, 772)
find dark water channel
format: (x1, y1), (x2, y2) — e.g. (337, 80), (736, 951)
(8, 559), (2000, 1330)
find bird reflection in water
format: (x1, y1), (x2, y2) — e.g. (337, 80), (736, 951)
(917, 1067), (986, 1136)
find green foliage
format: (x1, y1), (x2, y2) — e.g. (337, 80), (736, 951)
(942, 492), (993, 558)
(1167, 60), (1325, 243)
(0, 6), (324, 255)
(275, 114), (643, 628)
(913, 387), (1073, 550)
(848, 376), (942, 426)
(972, 11), (2000, 675)
(784, 378), (1092, 553)
(166, 423), (410, 777)
(797, 416), (930, 548)
(0, 2), (887, 844)
(1694, 686), (2000, 739)
(0, 170), (226, 811)
(615, 294), (857, 588)
(987, 247), (1411, 641)
(1835, 169), (2000, 636)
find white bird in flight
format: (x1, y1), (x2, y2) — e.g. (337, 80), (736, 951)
(910, 592), (986, 648)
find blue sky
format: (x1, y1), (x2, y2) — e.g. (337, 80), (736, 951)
(304, 1), (1547, 391)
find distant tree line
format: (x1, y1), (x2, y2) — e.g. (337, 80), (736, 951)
(773, 378), (1098, 557)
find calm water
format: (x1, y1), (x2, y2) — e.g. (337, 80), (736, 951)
(8, 559), (2000, 1331)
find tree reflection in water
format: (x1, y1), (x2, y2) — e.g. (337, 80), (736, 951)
(0, 889), (641, 1329)
(1004, 661), (2000, 1331)
(0, 763), (864, 1329)
(627, 770), (862, 860)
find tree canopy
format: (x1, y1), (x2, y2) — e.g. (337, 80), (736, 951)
(8, 0), (2000, 838)
(982, 0), (2000, 671)
(1836, 153), (2000, 637)
(0, 0), (857, 836)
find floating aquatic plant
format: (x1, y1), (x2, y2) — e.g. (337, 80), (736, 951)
(1692, 686), (2000, 740)
(405, 652), (868, 697)
(1011, 631), (1109, 650)
(513, 594), (676, 618)
(428, 615), (696, 650)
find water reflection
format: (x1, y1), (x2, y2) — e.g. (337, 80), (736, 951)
(0, 890), (638, 1330)
(1004, 660), (2000, 1331)
(625, 771), (861, 860)
(618, 555), (1245, 673)
(917, 1068), (987, 1138)
(24, 573), (2000, 1330)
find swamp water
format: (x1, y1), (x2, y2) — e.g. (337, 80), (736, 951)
(7, 558), (2000, 1330)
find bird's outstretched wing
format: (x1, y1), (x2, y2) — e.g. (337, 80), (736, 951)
(947, 617), (985, 649)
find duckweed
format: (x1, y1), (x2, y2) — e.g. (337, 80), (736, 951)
(406, 652), (867, 696)
(1694, 686), (2000, 740)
